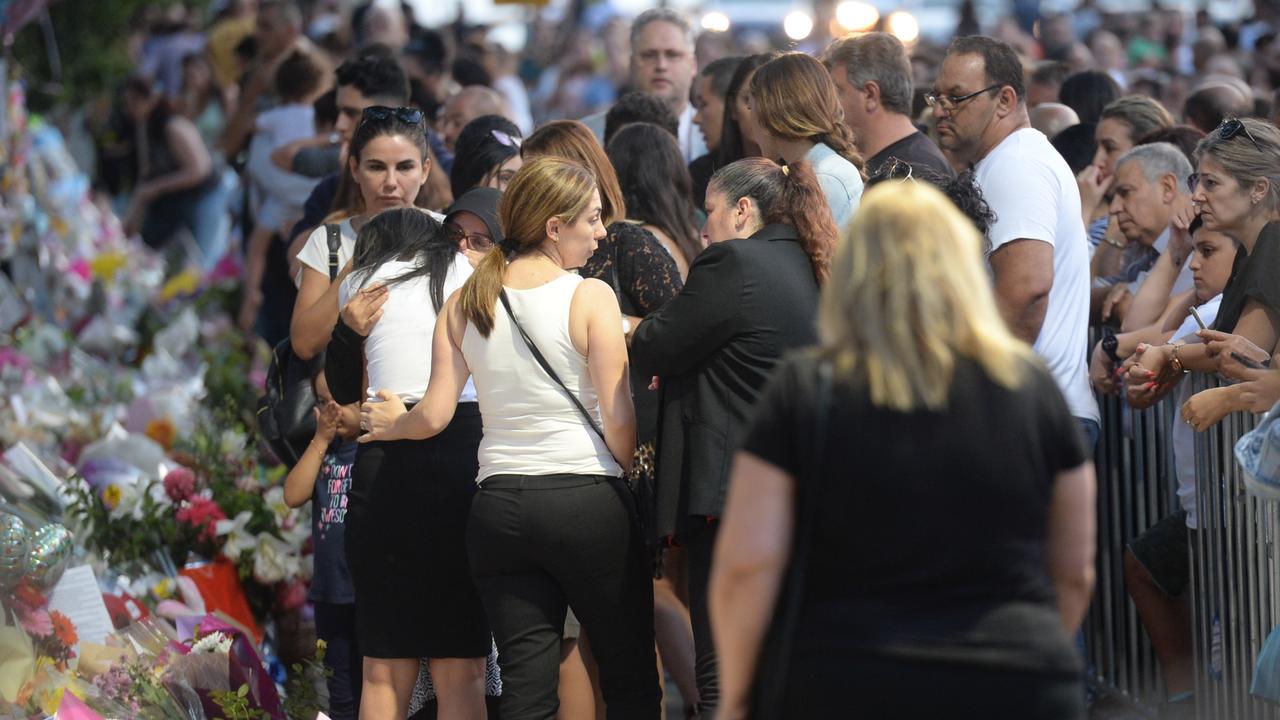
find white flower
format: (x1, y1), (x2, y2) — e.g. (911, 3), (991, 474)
(252, 534), (300, 585)
(264, 485), (289, 519)
(107, 483), (141, 521)
(220, 429), (246, 457)
(190, 631), (233, 655)
(215, 511), (255, 562)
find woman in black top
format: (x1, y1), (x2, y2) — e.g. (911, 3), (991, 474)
(629, 156), (837, 714)
(1128, 118), (1280, 425)
(710, 181), (1096, 720)
(607, 122), (702, 279)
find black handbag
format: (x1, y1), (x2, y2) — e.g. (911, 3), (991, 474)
(256, 224), (341, 466)
(749, 359), (833, 719)
(497, 289), (658, 548)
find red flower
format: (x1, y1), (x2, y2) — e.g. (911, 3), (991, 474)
(163, 467), (198, 502)
(50, 610), (77, 647)
(11, 579), (47, 611)
(176, 497), (227, 543)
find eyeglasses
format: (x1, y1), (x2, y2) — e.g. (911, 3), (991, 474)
(446, 223), (494, 251)
(360, 106), (425, 126)
(924, 85), (1001, 112)
(1215, 117), (1262, 151)
(491, 129), (521, 149)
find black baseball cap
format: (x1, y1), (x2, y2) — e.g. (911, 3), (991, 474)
(444, 187), (504, 246)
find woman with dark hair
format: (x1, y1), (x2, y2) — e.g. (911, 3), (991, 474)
(120, 74), (224, 261)
(629, 157), (836, 714)
(289, 107), (435, 360)
(607, 122), (702, 278)
(689, 55), (744, 208)
(717, 53), (773, 171)
(449, 114), (524, 200)
(1058, 69), (1121, 124)
(750, 52), (865, 227)
(327, 207), (489, 720)
(360, 157), (661, 719)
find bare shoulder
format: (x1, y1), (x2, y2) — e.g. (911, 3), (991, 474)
(571, 277), (621, 320)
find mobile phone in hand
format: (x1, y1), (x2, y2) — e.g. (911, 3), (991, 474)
(1189, 305), (1206, 330)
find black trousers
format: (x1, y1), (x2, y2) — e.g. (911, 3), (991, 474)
(467, 474), (661, 720)
(683, 518), (720, 714)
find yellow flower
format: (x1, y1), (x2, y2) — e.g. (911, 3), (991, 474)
(145, 418), (176, 450)
(158, 268), (200, 303)
(101, 484), (122, 510)
(89, 251), (127, 282)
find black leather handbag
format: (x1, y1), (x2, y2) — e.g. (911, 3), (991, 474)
(256, 224), (341, 466)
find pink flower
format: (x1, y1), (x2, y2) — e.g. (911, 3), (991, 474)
(19, 608), (53, 636)
(163, 467), (198, 502)
(176, 497), (227, 543)
(208, 253), (242, 285)
(277, 579), (307, 611)
(68, 258), (92, 282)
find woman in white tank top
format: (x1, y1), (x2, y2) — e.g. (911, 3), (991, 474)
(361, 157), (662, 719)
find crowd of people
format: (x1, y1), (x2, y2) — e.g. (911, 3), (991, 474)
(91, 1), (1280, 718)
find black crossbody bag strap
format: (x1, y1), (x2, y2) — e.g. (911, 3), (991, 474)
(498, 289), (608, 443)
(326, 223), (340, 281)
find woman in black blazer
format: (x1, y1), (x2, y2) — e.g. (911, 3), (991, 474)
(629, 157), (838, 715)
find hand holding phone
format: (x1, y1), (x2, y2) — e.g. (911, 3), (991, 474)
(1188, 305), (1206, 330)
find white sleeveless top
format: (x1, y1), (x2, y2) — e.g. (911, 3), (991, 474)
(461, 274), (622, 483)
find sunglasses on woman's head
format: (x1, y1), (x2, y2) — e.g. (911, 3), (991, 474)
(1216, 118), (1262, 151)
(360, 106), (425, 126)
(491, 130), (521, 149)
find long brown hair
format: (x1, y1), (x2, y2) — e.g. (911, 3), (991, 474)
(709, 157), (836, 284)
(521, 120), (626, 226)
(458, 157), (599, 337)
(751, 52), (864, 172)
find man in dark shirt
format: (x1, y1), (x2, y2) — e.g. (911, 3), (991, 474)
(823, 32), (954, 180)
(287, 47), (411, 254)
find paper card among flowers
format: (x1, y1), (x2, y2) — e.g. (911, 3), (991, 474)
(47, 565), (113, 646)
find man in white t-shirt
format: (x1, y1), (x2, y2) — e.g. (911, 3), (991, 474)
(933, 35), (1100, 439)
(581, 8), (706, 162)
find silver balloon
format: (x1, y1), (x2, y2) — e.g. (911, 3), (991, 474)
(0, 514), (30, 590)
(25, 523), (72, 588)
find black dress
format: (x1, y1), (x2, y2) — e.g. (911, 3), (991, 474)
(326, 322), (490, 659)
(580, 221), (683, 446)
(742, 352), (1087, 718)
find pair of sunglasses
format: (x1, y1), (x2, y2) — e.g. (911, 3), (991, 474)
(1186, 118), (1264, 192)
(491, 129), (521, 149)
(360, 105), (425, 126)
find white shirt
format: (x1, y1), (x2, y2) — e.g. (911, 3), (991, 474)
(338, 254), (477, 404)
(295, 219), (356, 287)
(248, 104), (319, 231)
(1172, 294), (1222, 529)
(977, 127), (1100, 423)
(461, 274), (622, 483)
(581, 103), (707, 164)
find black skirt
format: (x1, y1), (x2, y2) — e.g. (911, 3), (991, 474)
(344, 402), (490, 658)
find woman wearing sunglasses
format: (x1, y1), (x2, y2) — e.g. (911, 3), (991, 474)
(1127, 118), (1280, 428)
(289, 106), (439, 362)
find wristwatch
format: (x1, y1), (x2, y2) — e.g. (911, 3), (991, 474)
(1101, 329), (1122, 366)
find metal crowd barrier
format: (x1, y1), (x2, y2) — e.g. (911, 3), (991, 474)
(1085, 371), (1278, 719)
(1188, 374), (1276, 720)
(1086, 388), (1178, 711)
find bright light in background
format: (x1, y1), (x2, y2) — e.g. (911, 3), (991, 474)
(835, 1), (879, 32)
(783, 11), (814, 41)
(700, 11), (731, 33)
(887, 11), (919, 43)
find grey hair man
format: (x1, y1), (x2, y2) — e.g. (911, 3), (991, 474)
(582, 8), (706, 162)
(1093, 142), (1197, 322)
(824, 32), (953, 180)
(437, 85), (510, 152)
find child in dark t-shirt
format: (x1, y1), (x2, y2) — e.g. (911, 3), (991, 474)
(284, 366), (361, 720)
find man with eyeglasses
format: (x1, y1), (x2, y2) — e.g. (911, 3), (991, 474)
(933, 35), (1100, 447)
(582, 8), (706, 163)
